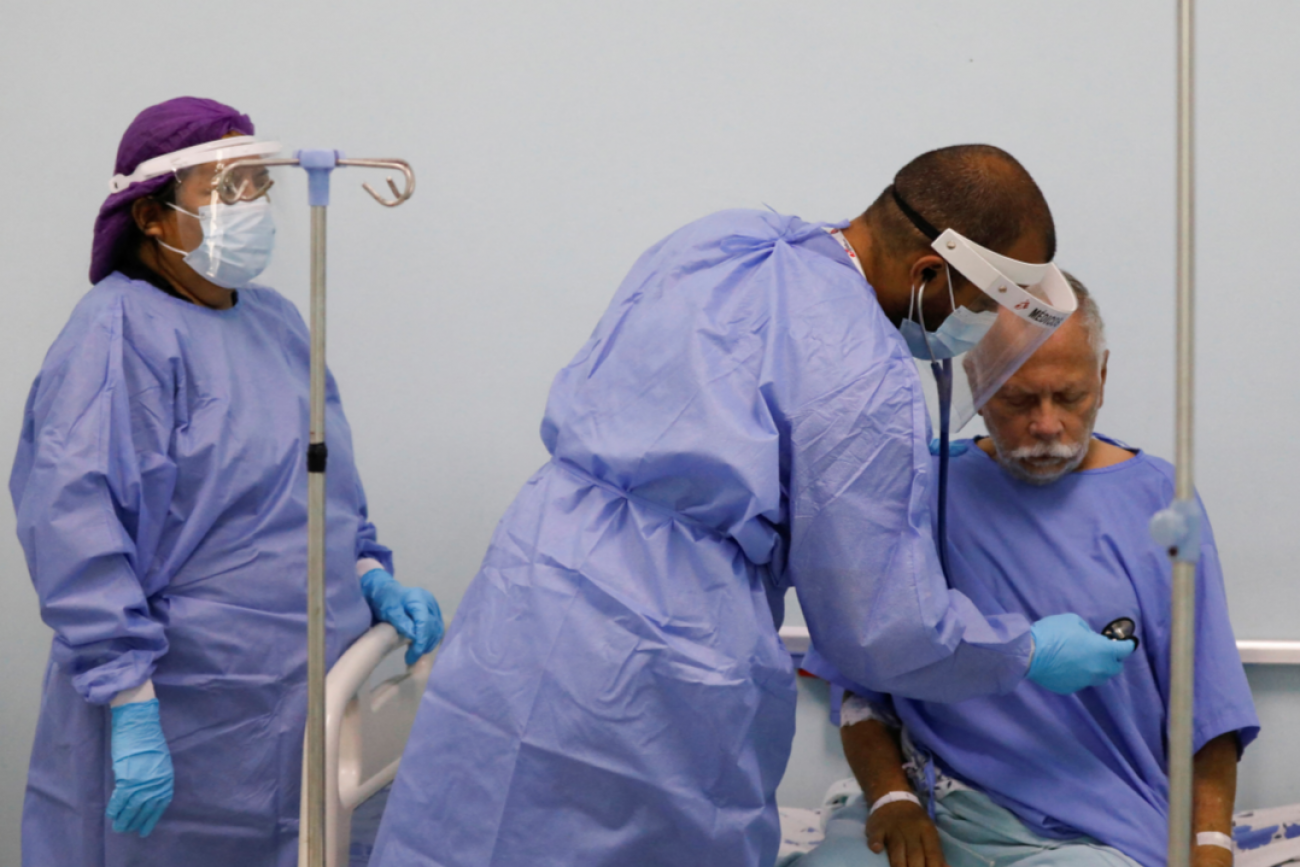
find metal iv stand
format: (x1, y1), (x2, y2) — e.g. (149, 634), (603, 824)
(1151, 2), (1200, 865)
(216, 151), (415, 867)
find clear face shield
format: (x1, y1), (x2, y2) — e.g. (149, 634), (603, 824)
(110, 136), (283, 288)
(889, 184), (1077, 431)
(929, 230), (1077, 431)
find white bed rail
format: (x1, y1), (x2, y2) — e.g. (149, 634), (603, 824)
(1236, 641), (1300, 665)
(777, 626), (1300, 666)
(298, 623), (435, 867)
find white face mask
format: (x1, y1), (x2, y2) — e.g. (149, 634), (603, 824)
(927, 305), (1000, 357)
(898, 274), (999, 360)
(160, 200), (276, 289)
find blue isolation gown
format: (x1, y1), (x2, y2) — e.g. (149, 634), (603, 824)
(371, 211), (1033, 867)
(803, 437), (1260, 867)
(10, 274), (389, 867)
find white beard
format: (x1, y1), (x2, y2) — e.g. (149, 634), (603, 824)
(988, 430), (1092, 486)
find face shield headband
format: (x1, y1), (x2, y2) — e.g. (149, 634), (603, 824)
(108, 136), (282, 194)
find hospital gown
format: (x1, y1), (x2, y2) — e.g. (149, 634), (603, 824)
(10, 273), (388, 867)
(371, 210), (1034, 867)
(802, 436), (1260, 867)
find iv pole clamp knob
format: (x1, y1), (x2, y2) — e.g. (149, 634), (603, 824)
(297, 148), (343, 207)
(1149, 498), (1201, 563)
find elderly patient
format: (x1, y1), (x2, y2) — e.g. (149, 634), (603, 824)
(797, 275), (1259, 867)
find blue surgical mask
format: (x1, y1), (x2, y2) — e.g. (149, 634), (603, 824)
(162, 200), (276, 289)
(899, 278), (999, 360)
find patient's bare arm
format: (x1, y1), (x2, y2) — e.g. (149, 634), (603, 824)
(1192, 732), (1239, 867)
(842, 709), (948, 867)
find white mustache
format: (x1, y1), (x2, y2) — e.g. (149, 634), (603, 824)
(1006, 441), (1085, 461)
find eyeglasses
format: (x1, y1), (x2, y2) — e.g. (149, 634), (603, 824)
(212, 161), (274, 202)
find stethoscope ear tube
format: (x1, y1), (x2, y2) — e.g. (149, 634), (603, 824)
(933, 358), (953, 581)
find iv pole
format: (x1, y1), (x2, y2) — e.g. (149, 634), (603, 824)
(217, 151), (415, 867)
(1153, 1), (1199, 865)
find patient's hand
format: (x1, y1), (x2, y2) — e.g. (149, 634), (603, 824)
(866, 800), (948, 867)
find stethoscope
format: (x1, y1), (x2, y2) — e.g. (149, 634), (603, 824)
(1103, 617), (1140, 649)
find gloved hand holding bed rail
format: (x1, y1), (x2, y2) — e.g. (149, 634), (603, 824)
(360, 568), (445, 666)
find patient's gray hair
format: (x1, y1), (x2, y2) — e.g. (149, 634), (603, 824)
(1063, 271), (1107, 366)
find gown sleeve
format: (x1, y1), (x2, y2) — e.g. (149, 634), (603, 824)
(786, 355), (1033, 703)
(8, 296), (174, 704)
(352, 474), (394, 574)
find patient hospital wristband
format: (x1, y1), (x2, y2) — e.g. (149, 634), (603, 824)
(1196, 832), (1234, 852)
(840, 693), (899, 729)
(869, 791), (922, 815)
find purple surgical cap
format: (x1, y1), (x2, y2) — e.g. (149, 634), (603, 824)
(89, 96), (255, 284)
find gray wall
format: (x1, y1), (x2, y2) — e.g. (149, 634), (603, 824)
(2, 2), (1296, 862)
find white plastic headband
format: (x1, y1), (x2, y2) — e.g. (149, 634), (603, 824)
(108, 136), (282, 193)
(931, 229), (1077, 329)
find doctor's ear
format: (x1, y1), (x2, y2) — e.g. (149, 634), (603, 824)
(132, 198), (168, 237)
(908, 254), (946, 287)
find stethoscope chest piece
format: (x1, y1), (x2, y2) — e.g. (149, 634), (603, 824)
(1102, 617), (1140, 649)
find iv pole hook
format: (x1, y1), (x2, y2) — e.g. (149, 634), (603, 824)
(337, 158), (416, 207)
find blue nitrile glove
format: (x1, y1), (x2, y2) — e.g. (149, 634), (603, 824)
(106, 699), (174, 837)
(360, 568), (445, 666)
(1027, 613), (1136, 694)
(928, 438), (970, 457)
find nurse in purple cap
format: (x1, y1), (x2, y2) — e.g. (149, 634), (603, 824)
(9, 96), (444, 867)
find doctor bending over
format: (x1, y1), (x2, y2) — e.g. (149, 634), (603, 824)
(799, 275), (1258, 867)
(371, 146), (1133, 867)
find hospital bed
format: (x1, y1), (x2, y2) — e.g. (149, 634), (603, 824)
(308, 624), (1300, 867)
(774, 626), (1300, 867)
